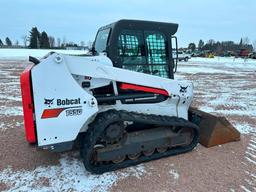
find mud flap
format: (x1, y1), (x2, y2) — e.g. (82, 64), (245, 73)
(189, 107), (240, 147)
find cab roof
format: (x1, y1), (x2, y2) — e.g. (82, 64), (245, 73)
(98, 19), (178, 36)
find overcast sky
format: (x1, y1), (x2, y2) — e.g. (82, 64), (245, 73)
(0, 0), (255, 47)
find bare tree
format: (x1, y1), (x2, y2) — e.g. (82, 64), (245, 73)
(80, 41), (85, 47)
(253, 40), (256, 51)
(15, 40), (19, 46)
(49, 36), (55, 48)
(87, 40), (93, 49)
(242, 37), (250, 45)
(62, 37), (66, 47)
(57, 38), (61, 47)
(21, 35), (29, 47)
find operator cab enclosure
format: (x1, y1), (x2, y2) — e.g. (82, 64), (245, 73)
(93, 19), (178, 79)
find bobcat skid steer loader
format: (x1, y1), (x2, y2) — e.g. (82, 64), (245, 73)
(20, 20), (240, 174)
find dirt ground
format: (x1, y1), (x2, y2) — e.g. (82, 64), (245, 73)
(0, 58), (256, 192)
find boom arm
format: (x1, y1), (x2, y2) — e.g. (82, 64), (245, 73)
(29, 53), (193, 148)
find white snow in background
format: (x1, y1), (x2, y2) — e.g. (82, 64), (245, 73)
(177, 57), (256, 74)
(190, 57), (256, 70)
(199, 104), (256, 117)
(0, 154), (145, 192)
(177, 66), (235, 74)
(0, 48), (88, 59)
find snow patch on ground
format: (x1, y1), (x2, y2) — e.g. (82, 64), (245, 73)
(234, 124), (256, 134)
(117, 164), (145, 179)
(169, 169), (180, 180)
(0, 122), (5, 130)
(242, 134), (256, 191)
(4, 81), (20, 85)
(0, 106), (23, 116)
(15, 121), (23, 127)
(197, 106), (215, 113)
(213, 103), (253, 117)
(0, 120), (23, 131)
(0, 94), (21, 102)
(0, 153), (145, 192)
(240, 185), (252, 192)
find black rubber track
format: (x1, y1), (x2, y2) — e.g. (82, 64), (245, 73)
(80, 110), (200, 174)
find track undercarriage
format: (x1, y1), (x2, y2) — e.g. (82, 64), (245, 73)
(80, 110), (199, 174)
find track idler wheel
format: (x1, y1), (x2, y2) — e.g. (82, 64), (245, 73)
(128, 152), (141, 160)
(112, 156), (126, 164)
(143, 149), (155, 156)
(156, 146), (168, 153)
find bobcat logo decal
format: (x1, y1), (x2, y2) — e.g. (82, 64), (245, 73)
(180, 86), (188, 93)
(44, 98), (54, 107)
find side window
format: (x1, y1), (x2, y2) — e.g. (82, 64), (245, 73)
(95, 28), (110, 53)
(145, 31), (169, 78)
(117, 30), (146, 73)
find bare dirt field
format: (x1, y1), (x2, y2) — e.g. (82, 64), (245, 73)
(0, 58), (256, 192)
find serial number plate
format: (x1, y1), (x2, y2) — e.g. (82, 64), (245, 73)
(66, 108), (82, 116)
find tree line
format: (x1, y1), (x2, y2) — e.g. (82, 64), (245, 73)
(1, 28), (255, 52)
(28, 27), (86, 49)
(188, 38), (256, 54)
(0, 27), (89, 49)
(0, 37), (18, 47)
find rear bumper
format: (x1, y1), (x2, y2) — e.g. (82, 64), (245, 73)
(20, 64), (37, 143)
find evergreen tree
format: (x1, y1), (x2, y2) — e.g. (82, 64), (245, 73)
(39, 31), (50, 49)
(0, 39), (3, 46)
(29, 27), (40, 48)
(188, 43), (196, 51)
(5, 37), (12, 46)
(22, 35), (28, 47)
(198, 39), (204, 50)
(239, 38), (243, 49)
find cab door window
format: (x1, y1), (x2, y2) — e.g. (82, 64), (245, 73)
(117, 30), (169, 78)
(145, 31), (169, 78)
(117, 30), (147, 73)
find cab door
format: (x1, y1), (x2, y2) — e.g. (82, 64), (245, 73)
(115, 29), (170, 79)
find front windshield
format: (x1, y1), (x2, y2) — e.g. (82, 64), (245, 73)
(94, 28), (110, 53)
